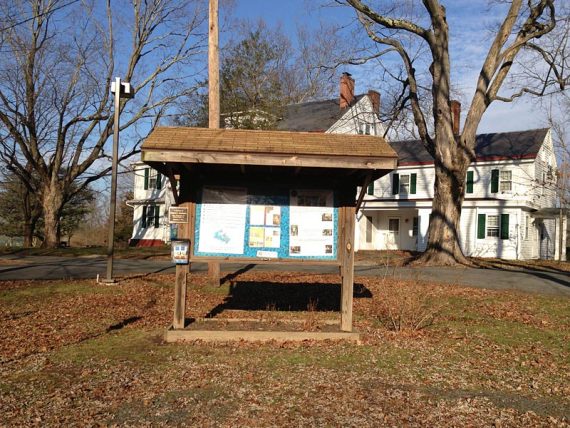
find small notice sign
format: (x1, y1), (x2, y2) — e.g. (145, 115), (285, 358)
(169, 206), (188, 224)
(171, 239), (190, 264)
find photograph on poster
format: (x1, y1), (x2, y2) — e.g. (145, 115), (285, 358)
(290, 224), (298, 236)
(322, 213), (332, 221)
(264, 206), (281, 226)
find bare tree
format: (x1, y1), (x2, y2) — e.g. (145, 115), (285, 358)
(339, 0), (569, 265)
(0, 0), (206, 247)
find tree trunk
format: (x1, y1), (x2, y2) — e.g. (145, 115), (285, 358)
(417, 144), (472, 265)
(41, 185), (64, 248)
(23, 221), (34, 248)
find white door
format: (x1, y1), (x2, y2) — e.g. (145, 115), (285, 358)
(387, 218), (400, 250)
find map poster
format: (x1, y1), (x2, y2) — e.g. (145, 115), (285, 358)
(289, 190), (335, 257)
(197, 187), (247, 254)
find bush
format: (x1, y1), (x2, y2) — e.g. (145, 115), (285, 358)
(375, 279), (444, 332)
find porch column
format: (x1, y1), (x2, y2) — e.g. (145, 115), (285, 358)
(417, 208), (431, 252)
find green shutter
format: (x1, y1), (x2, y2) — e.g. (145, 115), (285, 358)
(491, 169), (499, 193)
(392, 173), (399, 195)
(142, 206), (147, 228)
(410, 173), (417, 194)
(156, 172), (162, 190)
(144, 168), (149, 190)
(154, 206), (160, 228)
(367, 182), (374, 195)
(466, 170), (474, 194)
(500, 214), (509, 240)
(477, 214), (486, 239)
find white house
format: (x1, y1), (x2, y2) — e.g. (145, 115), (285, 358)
(130, 72), (566, 259)
(357, 128), (566, 260)
(129, 163), (174, 246)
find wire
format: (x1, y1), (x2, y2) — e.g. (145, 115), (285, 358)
(0, 0), (80, 33)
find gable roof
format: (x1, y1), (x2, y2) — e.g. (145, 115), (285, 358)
(390, 128), (549, 166)
(276, 94), (366, 132)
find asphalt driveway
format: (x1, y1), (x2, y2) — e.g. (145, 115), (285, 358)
(1, 255), (569, 297)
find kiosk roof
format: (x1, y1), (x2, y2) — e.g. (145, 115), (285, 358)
(142, 127), (397, 170)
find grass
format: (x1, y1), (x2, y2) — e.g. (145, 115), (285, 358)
(1, 272), (569, 426)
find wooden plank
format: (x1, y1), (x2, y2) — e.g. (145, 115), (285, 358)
(143, 150), (397, 171)
(188, 256), (340, 266)
(340, 198), (356, 332)
(164, 329), (360, 343)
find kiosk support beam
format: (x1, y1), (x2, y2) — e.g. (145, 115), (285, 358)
(173, 201), (191, 329)
(340, 200), (355, 332)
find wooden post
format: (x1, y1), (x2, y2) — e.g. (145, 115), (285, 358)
(339, 191), (355, 332)
(207, 0), (221, 283)
(208, 261), (221, 287)
(173, 205), (190, 329)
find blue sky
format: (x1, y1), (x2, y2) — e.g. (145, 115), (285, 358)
(221, 0), (563, 135)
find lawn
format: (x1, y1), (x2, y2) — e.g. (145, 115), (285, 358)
(0, 272), (568, 426)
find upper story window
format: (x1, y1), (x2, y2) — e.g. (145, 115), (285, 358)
(392, 173), (417, 196)
(144, 168), (162, 190)
(490, 169), (511, 194)
(499, 171), (512, 193)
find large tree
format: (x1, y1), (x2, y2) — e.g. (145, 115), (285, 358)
(0, 0), (206, 247)
(340, 0), (569, 264)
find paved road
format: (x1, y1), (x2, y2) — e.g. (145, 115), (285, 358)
(0, 255), (568, 297)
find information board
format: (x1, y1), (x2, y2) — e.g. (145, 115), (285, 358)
(194, 186), (338, 260)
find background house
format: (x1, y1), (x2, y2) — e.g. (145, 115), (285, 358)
(359, 128), (566, 260)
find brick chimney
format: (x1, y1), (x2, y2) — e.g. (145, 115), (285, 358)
(367, 90), (381, 114)
(339, 72), (355, 109)
(450, 100), (461, 135)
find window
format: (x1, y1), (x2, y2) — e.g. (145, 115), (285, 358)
(499, 170), (512, 193)
(144, 168), (162, 190)
(412, 217), (419, 236)
(367, 182), (374, 195)
(365, 215), (373, 243)
(142, 205), (160, 228)
(365, 124), (371, 135)
(525, 215), (530, 240)
(487, 215), (500, 237)
(477, 213), (509, 239)
(393, 173), (417, 195)
(490, 169), (511, 193)
(399, 174), (410, 194)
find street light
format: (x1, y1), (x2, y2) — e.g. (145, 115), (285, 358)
(103, 77), (134, 283)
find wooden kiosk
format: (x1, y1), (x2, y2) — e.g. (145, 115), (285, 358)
(141, 127), (397, 338)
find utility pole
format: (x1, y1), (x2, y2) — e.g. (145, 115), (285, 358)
(208, 0), (221, 286)
(104, 77), (134, 283)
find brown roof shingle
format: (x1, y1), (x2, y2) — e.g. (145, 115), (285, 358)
(142, 126), (396, 158)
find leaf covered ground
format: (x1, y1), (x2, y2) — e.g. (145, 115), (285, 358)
(0, 271), (568, 427)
